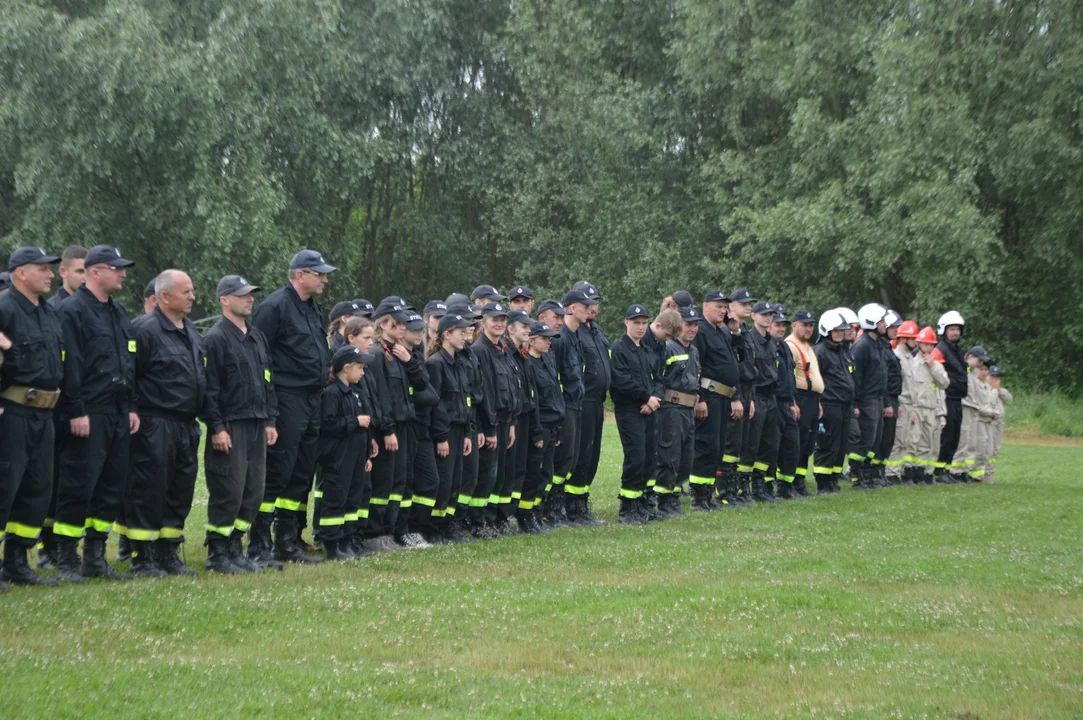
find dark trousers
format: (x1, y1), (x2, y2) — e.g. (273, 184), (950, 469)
(614, 404), (657, 497)
(748, 394), (779, 479)
(774, 401), (800, 481)
(537, 422), (561, 501)
(473, 422), (510, 525)
(204, 418), (266, 538)
(722, 386), (753, 474)
(553, 407), (581, 487)
(795, 389), (819, 480)
(315, 429), (365, 543)
(813, 402), (850, 486)
(390, 422), (419, 537)
(345, 436), (369, 540)
(367, 434), (402, 538)
(0, 404), (54, 548)
(937, 398), (964, 474)
(506, 413), (531, 516)
(849, 397), (885, 468)
(264, 388), (321, 509)
(522, 422), (553, 509)
(54, 411), (130, 540)
(655, 404), (694, 492)
(434, 424), (466, 527)
(125, 416), (199, 543)
(408, 422), (441, 537)
(568, 399), (604, 496)
(45, 417), (66, 538)
(456, 428), (481, 517)
(878, 398), (899, 471)
(691, 394), (729, 486)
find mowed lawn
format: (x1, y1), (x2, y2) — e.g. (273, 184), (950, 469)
(1, 424), (1081, 719)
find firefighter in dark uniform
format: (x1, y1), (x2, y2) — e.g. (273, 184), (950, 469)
(0, 246), (64, 588)
(200, 275), (280, 573)
(877, 311), (904, 485)
(690, 290), (740, 510)
(250, 249), (334, 564)
(399, 310), (437, 548)
(849, 303), (890, 490)
(655, 306), (701, 518)
(549, 292), (588, 522)
(770, 308), (801, 499)
(934, 311), (968, 482)
(53, 245), (140, 583)
(125, 269), (206, 578)
(609, 304), (663, 524)
(505, 310), (542, 533)
(568, 281), (609, 525)
(721, 288), (756, 504)
(524, 321), (563, 530)
(785, 311), (822, 497)
(745, 301), (781, 502)
(813, 310), (856, 493)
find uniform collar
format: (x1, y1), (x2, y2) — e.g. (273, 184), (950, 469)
(333, 378), (353, 393)
(9, 287), (43, 313)
(217, 317), (250, 340)
(152, 306), (190, 334)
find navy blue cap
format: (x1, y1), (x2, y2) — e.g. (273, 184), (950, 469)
(480, 301), (510, 317)
(143, 279), (157, 298)
(332, 346), (373, 373)
(352, 299), (375, 316)
(530, 321), (559, 338)
(289, 249), (335, 273)
(8, 246), (60, 271)
(671, 290), (694, 308)
(752, 300), (773, 315)
(0, 271), (10, 290)
(988, 365), (1002, 376)
(85, 245), (135, 269)
(703, 290), (729, 303)
(471, 285), (506, 301)
(445, 302), (480, 320)
(404, 311), (427, 331)
(572, 281), (602, 301)
(561, 289), (597, 307)
(446, 292), (470, 306)
(330, 300), (368, 322)
(772, 310), (789, 323)
(507, 309), (532, 326)
(217, 275), (260, 298)
(967, 345), (991, 363)
(424, 300), (448, 317)
(793, 310), (815, 324)
(380, 295), (408, 307)
(372, 301), (410, 322)
(678, 306), (699, 321)
(438, 313), (474, 333)
(730, 288), (756, 304)
(536, 299), (569, 316)
(509, 285), (533, 300)
(625, 303), (650, 319)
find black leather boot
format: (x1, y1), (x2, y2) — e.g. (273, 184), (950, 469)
(274, 511), (322, 563)
(1, 541), (58, 586)
(81, 537), (132, 580)
(226, 531), (262, 572)
(793, 474), (811, 497)
(37, 526), (57, 570)
(55, 538), (87, 584)
(130, 540), (167, 578)
(205, 535), (244, 573)
(777, 480), (794, 500)
(153, 540), (198, 577)
(579, 495), (606, 526)
(116, 534), (132, 563)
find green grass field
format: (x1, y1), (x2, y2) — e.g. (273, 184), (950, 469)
(2, 424), (1081, 719)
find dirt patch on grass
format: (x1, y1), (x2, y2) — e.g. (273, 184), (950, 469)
(1003, 428), (1083, 447)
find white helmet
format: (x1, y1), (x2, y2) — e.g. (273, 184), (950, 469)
(937, 310), (965, 336)
(818, 309), (850, 337)
(857, 303), (888, 330)
(883, 309), (902, 327)
(836, 306), (858, 327)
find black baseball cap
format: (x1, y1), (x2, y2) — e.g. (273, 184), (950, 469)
(703, 290), (730, 303)
(730, 288), (756, 304)
(573, 280), (602, 301)
(8, 246), (60, 271)
(530, 321), (559, 338)
(625, 303), (650, 319)
(678, 306), (699, 321)
(509, 285), (533, 300)
(536, 299), (570, 316)
(671, 290), (694, 308)
(330, 300), (368, 322)
(332, 346), (373, 373)
(372, 302), (410, 322)
(471, 285), (506, 301)
(988, 365), (1002, 376)
(424, 300), (448, 318)
(752, 300), (773, 315)
(438, 313), (474, 333)
(144, 279), (157, 298)
(404, 311), (427, 331)
(352, 299), (376, 317)
(289, 249), (335, 273)
(793, 310), (815, 324)
(84, 245), (135, 269)
(480, 301), (510, 317)
(217, 275), (260, 298)
(772, 310), (789, 323)
(380, 295), (408, 307)
(561, 289), (597, 307)
(507, 309), (532, 326)
(445, 302), (480, 320)
(967, 345), (991, 363)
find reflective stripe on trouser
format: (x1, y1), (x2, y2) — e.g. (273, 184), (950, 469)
(125, 415), (199, 545)
(0, 405), (55, 547)
(751, 395), (780, 478)
(935, 398), (963, 474)
(204, 418), (267, 543)
(877, 399), (899, 474)
(473, 421), (510, 525)
(615, 404), (656, 496)
(655, 405), (694, 492)
(552, 407), (581, 490)
(409, 425), (441, 537)
(691, 394), (729, 487)
(721, 385), (752, 472)
(433, 424), (466, 528)
(569, 399), (605, 493)
(263, 387), (321, 511)
(850, 397), (885, 468)
(813, 402), (850, 490)
(774, 400), (800, 480)
(795, 389), (819, 482)
(54, 411), (130, 540)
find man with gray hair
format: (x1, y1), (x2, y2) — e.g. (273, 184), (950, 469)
(124, 269), (205, 577)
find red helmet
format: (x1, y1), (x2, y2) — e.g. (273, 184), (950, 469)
(897, 320), (919, 339)
(916, 326), (938, 345)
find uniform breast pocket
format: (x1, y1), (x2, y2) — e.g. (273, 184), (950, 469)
(493, 362), (511, 396)
(86, 335), (116, 375)
(16, 340), (46, 372)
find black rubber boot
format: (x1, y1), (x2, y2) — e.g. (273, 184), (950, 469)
(851, 464), (870, 490)
(690, 484), (713, 511)
(777, 480), (794, 500)
(226, 531), (262, 572)
(662, 493), (685, 518)
(323, 538), (357, 561)
(1, 541), (58, 586)
(205, 535), (245, 574)
(55, 538), (88, 584)
(81, 538), (132, 580)
(530, 508), (550, 534)
(247, 513), (276, 565)
(793, 474), (811, 497)
(116, 535), (132, 563)
(563, 495), (584, 526)
(751, 477), (774, 503)
(153, 540), (198, 577)
(740, 476), (756, 504)
(130, 541), (167, 578)
(618, 497), (644, 525)
(274, 511), (323, 564)
(580, 495), (606, 526)
(37, 526), (57, 570)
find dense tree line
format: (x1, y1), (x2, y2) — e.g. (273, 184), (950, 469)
(2, 0), (1080, 390)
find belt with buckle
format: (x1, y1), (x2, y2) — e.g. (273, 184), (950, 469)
(664, 390), (697, 408)
(0, 385), (62, 409)
(699, 377), (736, 398)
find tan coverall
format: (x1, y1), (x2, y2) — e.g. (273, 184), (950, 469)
(887, 344), (914, 477)
(987, 387), (1013, 483)
(905, 351), (950, 477)
(959, 374), (998, 481)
